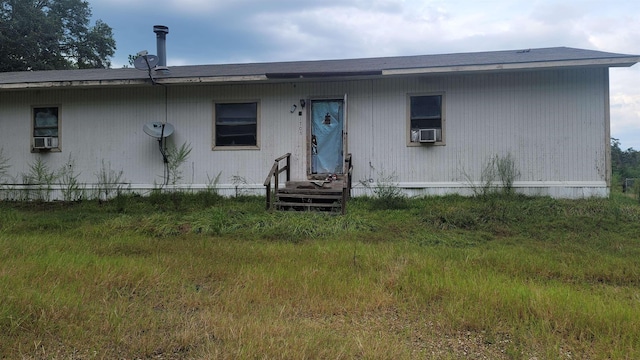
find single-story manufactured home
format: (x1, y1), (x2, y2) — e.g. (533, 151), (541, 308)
(1, 37), (639, 200)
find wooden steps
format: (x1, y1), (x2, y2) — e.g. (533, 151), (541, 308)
(264, 153), (353, 214)
(275, 181), (344, 212)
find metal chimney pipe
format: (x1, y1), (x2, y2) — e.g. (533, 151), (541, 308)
(153, 25), (169, 67)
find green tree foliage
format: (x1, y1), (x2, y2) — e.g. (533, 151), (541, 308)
(0, 0), (115, 71)
(611, 138), (640, 189)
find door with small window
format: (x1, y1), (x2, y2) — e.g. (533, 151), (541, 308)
(309, 97), (347, 176)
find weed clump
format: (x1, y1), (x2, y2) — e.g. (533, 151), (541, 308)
(359, 172), (408, 210)
(464, 152), (521, 197)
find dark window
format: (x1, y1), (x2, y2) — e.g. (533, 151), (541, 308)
(33, 107), (59, 137)
(32, 106), (60, 150)
(215, 102), (258, 147)
(409, 95), (444, 143)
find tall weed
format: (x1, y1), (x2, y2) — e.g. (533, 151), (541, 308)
(495, 152), (520, 194)
(465, 153), (521, 197)
(200, 171), (223, 206)
(231, 174), (251, 197)
(58, 154), (84, 201)
(0, 148), (11, 200)
(0, 148), (9, 183)
(166, 141), (192, 185)
(22, 157), (57, 201)
(95, 160), (127, 200)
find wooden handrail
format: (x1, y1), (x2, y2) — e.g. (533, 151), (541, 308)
(341, 153), (353, 214)
(264, 153), (291, 210)
(264, 152), (352, 214)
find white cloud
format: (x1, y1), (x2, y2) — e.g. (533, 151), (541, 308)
(88, 0), (640, 148)
(611, 67), (640, 149)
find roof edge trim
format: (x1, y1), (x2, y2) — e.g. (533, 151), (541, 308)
(0, 79), (151, 90)
(157, 74), (268, 84)
(0, 75), (270, 90)
(265, 70), (382, 79)
(382, 57), (640, 76)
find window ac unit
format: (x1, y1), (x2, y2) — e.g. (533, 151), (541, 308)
(418, 129), (437, 143)
(33, 137), (58, 149)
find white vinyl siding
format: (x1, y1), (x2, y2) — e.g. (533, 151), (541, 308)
(0, 67), (609, 198)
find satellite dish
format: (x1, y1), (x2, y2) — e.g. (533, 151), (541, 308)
(134, 54), (160, 71)
(143, 122), (174, 139)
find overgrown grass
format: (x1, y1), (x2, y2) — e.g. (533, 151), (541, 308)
(1, 193), (639, 359)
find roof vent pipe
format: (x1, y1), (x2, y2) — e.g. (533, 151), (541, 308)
(153, 25), (169, 67)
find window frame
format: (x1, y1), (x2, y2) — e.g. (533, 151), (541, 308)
(31, 105), (62, 152)
(212, 100), (260, 150)
(406, 92), (446, 146)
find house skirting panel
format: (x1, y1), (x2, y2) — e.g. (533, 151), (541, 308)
(0, 181), (608, 201)
(351, 181), (609, 199)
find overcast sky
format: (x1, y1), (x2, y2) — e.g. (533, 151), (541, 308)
(88, 0), (640, 149)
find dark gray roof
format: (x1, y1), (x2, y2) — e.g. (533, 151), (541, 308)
(1, 47), (638, 89)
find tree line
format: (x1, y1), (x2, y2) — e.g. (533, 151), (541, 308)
(0, 0), (115, 72)
(611, 138), (640, 191)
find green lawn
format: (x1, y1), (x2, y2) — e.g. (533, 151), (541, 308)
(1, 193), (639, 359)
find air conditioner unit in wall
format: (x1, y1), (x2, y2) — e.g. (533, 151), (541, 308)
(418, 129), (437, 143)
(33, 137), (58, 149)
